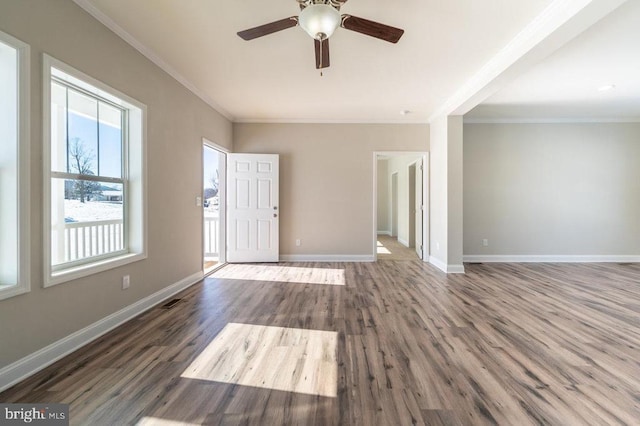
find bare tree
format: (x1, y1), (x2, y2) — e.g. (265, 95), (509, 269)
(68, 138), (101, 203)
(204, 169), (219, 199)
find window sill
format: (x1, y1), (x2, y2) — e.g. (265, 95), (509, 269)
(45, 252), (147, 288)
(0, 285), (30, 301)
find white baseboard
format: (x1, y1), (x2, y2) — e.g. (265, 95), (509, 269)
(279, 254), (375, 262)
(398, 238), (409, 247)
(429, 256), (447, 272)
(429, 256), (466, 274)
(376, 230), (391, 236)
(463, 255), (640, 263)
(0, 271), (204, 393)
(447, 264), (466, 273)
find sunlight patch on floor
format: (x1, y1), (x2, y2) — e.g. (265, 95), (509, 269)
(181, 323), (338, 398)
(212, 264), (345, 286)
(377, 240), (391, 254)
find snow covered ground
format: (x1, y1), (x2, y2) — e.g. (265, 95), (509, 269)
(64, 200), (123, 222)
(64, 200), (218, 222)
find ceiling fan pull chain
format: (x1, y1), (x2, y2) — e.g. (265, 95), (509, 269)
(320, 38), (324, 76)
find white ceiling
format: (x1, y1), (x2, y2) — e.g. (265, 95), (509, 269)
(467, 0), (640, 121)
(78, 0), (557, 123)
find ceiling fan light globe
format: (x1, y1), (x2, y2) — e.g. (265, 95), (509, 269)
(299, 4), (341, 39)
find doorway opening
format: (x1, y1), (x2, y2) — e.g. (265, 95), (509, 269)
(373, 152), (429, 261)
(391, 172), (398, 237)
(408, 163), (416, 249)
(203, 141), (227, 274)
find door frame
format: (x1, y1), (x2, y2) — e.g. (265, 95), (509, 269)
(408, 162), (416, 248)
(372, 151), (429, 262)
(391, 172), (399, 238)
(409, 158), (423, 258)
(202, 138), (228, 275)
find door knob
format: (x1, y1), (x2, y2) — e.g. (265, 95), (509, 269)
(274, 213), (278, 218)
(274, 206), (278, 210)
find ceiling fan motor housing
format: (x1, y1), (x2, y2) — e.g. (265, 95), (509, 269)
(298, 3), (341, 40)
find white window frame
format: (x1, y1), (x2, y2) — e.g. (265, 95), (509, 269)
(0, 31), (30, 301)
(43, 54), (147, 287)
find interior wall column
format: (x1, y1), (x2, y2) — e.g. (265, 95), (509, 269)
(429, 115), (464, 273)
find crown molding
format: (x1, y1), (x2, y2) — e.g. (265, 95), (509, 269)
(463, 116), (640, 124)
(429, 0), (628, 123)
(233, 117), (429, 124)
(72, 0), (234, 122)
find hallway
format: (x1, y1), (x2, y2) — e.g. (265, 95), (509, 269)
(377, 235), (420, 260)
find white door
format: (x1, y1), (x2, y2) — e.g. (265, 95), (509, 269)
(227, 154), (279, 263)
(415, 159), (423, 259)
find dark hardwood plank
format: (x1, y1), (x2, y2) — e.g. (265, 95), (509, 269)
(1, 261), (639, 425)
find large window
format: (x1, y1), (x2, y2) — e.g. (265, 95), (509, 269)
(0, 31), (29, 301)
(44, 55), (146, 286)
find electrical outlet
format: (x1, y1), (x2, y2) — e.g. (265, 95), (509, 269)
(482, 239), (489, 247)
(296, 239), (301, 246)
(196, 196), (202, 207)
(122, 275), (130, 290)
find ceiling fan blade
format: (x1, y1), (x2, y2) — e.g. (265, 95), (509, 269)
(314, 38), (330, 69)
(341, 15), (404, 43)
(237, 17), (298, 41)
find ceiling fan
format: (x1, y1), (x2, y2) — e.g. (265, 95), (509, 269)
(237, 0), (404, 71)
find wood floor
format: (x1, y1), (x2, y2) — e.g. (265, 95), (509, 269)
(2, 261), (639, 425)
(377, 235), (420, 260)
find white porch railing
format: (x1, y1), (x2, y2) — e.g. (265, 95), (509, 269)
(60, 216), (217, 264)
(204, 215), (220, 258)
(64, 219), (124, 262)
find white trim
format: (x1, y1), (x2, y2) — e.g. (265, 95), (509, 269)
(377, 230), (391, 236)
(398, 238), (410, 247)
(390, 171), (399, 238)
(0, 30), (30, 301)
(279, 255), (375, 262)
(429, 256), (447, 272)
(42, 54), (148, 287)
(48, 253), (147, 287)
(234, 117), (429, 124)
(203, 262), (227, 277)
(71, 0), (233, 121)
(429, 256), (466, 273)
(447, 264), (466, 273)
(202, 138), (228, 268)
(430, 0), (627, 121)
(463, 255), (640, 263)
(463, 116), (640, 124)
(202, 137), (230, 153)
(0, 271), (204, 393)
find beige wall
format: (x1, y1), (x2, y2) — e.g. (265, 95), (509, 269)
(233, 123), (429, 256)
(464, 123), (640, 256)
(0, 0), (232, 367)
(376, 159), (389, 233)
